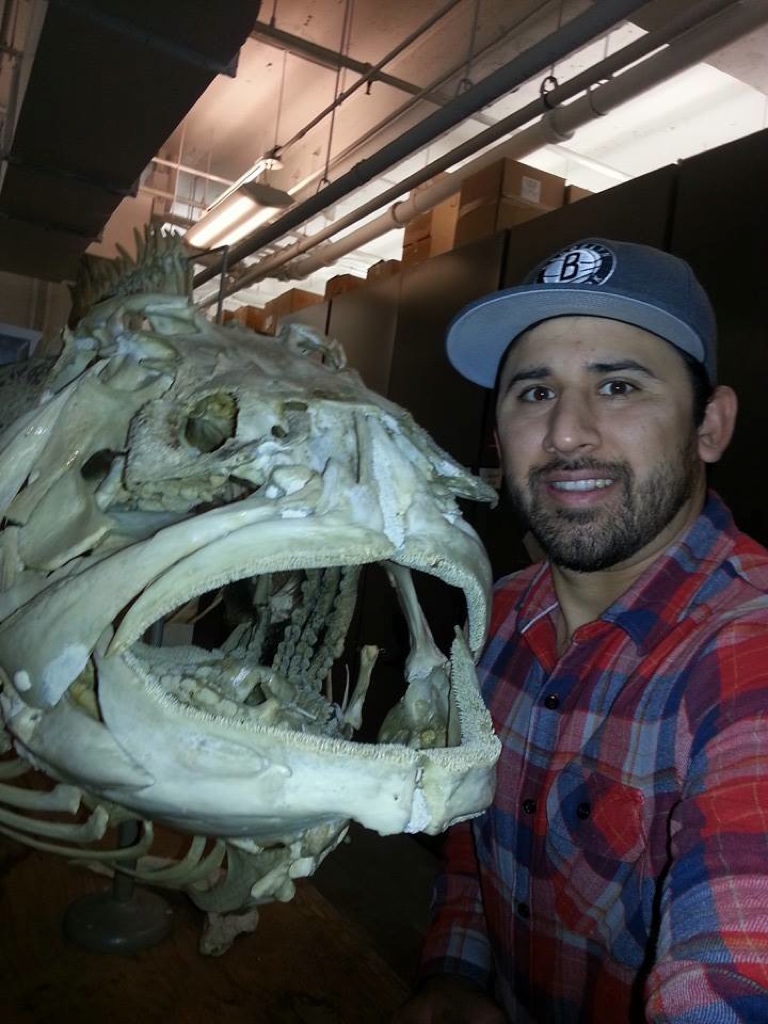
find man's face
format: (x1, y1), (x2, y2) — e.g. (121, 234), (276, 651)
(495, 315), (707, 573)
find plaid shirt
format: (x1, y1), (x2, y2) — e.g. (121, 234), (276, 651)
(421, 492), (768, 1022)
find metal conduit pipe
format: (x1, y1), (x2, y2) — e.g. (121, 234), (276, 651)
(251, 0), (465, 92)
(208, 0), (743, 298)
(193, 0), (652, 289)
(501, 0), (768, 155)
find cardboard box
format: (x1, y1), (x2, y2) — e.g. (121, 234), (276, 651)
(454, 196), (551, 245)
(262, 288), (322, 334)
(324, 274), (365, 300)
(401, 236), (434, 266)
(223, 305), (267, 332)
(402, 192), (460, 253)
(366, 259), (402, 281)
(460, 158), (565, 210)
(454, 158), (565, 247)
(564, 184), (594, 204)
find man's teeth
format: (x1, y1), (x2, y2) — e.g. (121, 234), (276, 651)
(551, 478), (613, 492)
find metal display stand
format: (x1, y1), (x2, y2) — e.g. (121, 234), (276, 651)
(63, 621), (173, 953)
(62, 819), (174, 954)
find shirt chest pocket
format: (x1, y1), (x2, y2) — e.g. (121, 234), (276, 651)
(544, 764), (651, 960)
(546, 764), (647, 862)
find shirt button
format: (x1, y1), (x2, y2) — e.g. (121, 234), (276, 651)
(517, 902), (531, 919)
(544, 693), (560, 709)
(522, 799), (537, 815)
(576, 801), (591, 820)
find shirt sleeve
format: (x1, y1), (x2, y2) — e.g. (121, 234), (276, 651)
(645, 617), (768, 1021)
(417, 816), (495, 993)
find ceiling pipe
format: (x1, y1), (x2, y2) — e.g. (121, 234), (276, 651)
(209, 0), (745, 299)
(477, 0), (768, 166)
(286, 0), (764, 280)
(193, 0), (653, 290)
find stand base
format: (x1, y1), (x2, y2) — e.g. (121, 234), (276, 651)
(63, 888), (173, 954)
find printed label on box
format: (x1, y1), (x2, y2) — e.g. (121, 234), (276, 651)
(520, 175), (542, 204)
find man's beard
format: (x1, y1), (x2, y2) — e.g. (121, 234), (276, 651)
(505, 441), (699, 572)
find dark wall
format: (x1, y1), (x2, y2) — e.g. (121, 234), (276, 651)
(669, 129), (768, 544)
(280, 300), (330, 337)
(389, 234), (506, 471)
(327, 275), (400, 395)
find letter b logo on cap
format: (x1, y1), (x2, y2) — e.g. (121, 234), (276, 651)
(536, 241), (615, 287)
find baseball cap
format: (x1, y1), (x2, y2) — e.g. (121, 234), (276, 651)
(446, 238), (717, 388)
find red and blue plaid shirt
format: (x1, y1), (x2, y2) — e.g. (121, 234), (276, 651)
(421, 492), (768, 1021)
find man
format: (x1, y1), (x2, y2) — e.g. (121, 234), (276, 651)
(394, 238), (768, 1022)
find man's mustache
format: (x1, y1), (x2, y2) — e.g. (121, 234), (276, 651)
(528, 457), (631, 484)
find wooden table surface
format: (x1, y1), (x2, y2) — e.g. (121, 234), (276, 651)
(0, 840), (410, 1023)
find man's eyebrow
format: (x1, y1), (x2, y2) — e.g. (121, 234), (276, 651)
(589, 359), (659, 378)
(503, 365), (552, 388)
(502, 358), (660, 391)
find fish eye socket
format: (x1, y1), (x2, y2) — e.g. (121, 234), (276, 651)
(81, 449), (120, 481)
(184, 392), (238, 453)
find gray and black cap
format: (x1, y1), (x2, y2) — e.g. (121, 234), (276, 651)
(446, 238), (718, 388)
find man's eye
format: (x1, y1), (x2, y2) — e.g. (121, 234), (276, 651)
(520, 385), (554, 402)
(598, 380), (636, 397)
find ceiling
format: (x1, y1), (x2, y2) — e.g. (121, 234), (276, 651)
(0, 0), (260, 280)
(2, 0), (767, 306)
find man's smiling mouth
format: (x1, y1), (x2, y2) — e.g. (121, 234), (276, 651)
(550, 479), (614, 492)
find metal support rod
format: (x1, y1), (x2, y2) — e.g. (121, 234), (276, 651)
(251, 0), (466, 108)
(193, 0), (653, 288)
(111, 819), (141, 903)
(150, 156), (233, 187)
(216, 246), (230, 324)
(62, 619), (173, 954)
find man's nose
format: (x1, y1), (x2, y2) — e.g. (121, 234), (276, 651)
(543, 390), (600, 455)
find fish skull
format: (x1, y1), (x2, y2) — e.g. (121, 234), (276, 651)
(0, 294), (500, 849)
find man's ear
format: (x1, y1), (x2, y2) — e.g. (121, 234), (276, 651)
(697, 385), (738, 464)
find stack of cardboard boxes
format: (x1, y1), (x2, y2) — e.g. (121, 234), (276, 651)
(453, 158), (566, 247)
(223, 287), (322, 335)
(223, 166), (590, 318)
(397, 160), (582, 266)
(401, 184), (461, 266)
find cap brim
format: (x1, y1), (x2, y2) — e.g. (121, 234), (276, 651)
(446, 285), (709, 388)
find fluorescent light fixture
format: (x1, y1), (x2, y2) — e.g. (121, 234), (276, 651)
(185, 180), (294, 250)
